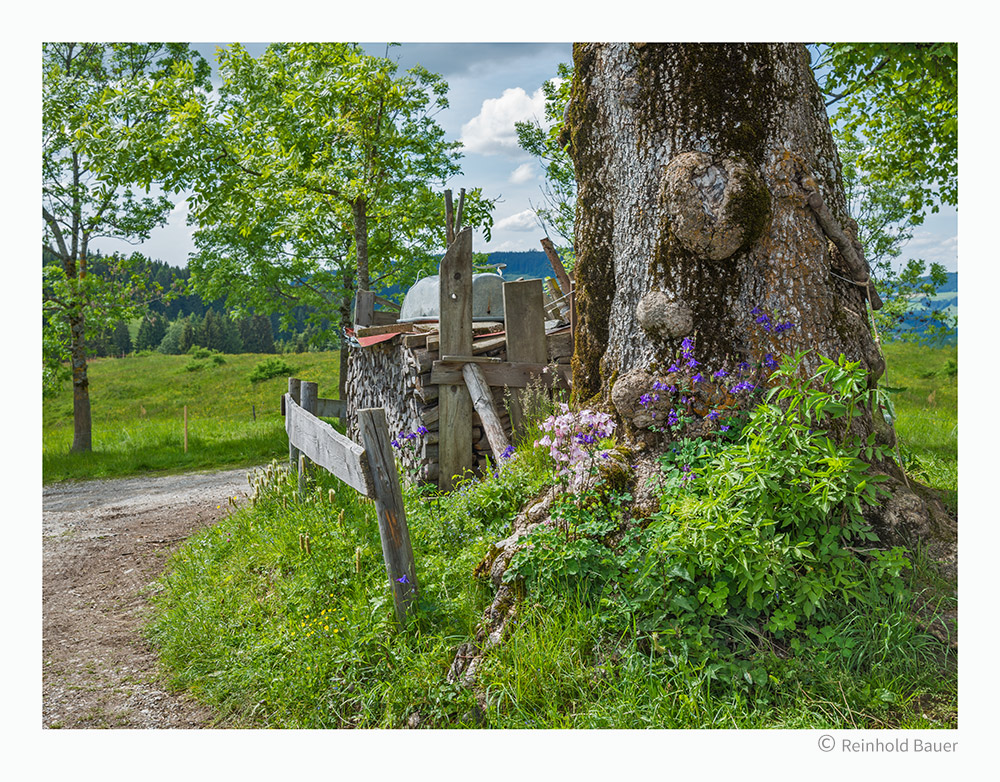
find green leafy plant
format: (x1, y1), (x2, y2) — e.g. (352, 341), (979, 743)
(249, 356), (295, 384)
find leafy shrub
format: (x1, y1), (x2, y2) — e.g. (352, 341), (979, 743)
(249, 356), (295, 384)
(509, 351), (911, 682)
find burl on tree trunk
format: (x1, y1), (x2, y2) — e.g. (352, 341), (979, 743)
(565, 43), (955, 576)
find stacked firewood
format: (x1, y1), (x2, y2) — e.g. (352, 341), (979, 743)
(346, 322), (573, 485)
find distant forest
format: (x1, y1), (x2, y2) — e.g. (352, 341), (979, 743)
(42, 249), (560, 358)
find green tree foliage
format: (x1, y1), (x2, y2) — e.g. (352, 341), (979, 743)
(514, 62), (575, 263)
(815, 44), (958, 342)
(816, 43), (957, 217)
(135, 313), (167, 351)
(42, 42), (210, 450)
(173, 42), (494, 347)
(111, 320), (133, 355)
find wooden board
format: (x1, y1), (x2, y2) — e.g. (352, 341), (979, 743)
(285, 394), (373, 497)
(316, 397), (345, 419)
(437, 227), (474, 490)
(431, 359), (570, 389)
(502, 279), (550, 435)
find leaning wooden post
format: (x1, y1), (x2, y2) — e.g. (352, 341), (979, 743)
(287, 377), (301, 470)
(462, 362), (511, 460)
(358, 407), (418, 626)
(438, 227), (474, 490)
(183, 405), (188, 453)
(502, 278), (549, 438)
(298, 381), (318, 495)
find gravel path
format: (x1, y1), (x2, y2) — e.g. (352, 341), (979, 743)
(42, 466), (257, 729)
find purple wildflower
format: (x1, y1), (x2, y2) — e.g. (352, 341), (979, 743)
(730, 381), (755, 394)
(713, 369), (728, 379)
(691, 373), (704, 383)
(639, 393), (652, 407)
(396, 574), (410, 584)
(763, 353), (778, 369)
(720, 425), (731, 432)
(708, 409), (721, 421)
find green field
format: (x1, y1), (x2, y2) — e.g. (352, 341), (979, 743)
(42, 351), (341, 483)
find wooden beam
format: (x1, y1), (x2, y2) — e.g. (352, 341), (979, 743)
(358, 407), (418, 626)
(541, 237), (573, 292)
(437, 227), (474, 490)
(431, 359), (570, 389)
(354, 290), (376, 327)
(462, 362), (511, 459)
(502, 278), (549, 436)
(284, 394), (373, 497)
(299, 381), (318, 495)
(316, 397), (345, 419)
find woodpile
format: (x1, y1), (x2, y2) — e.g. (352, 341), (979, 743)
(345, 321), (573, 486)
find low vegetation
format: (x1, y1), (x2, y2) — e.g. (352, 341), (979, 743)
(42, 351), (340, 483)
(143, 341), (957, 728)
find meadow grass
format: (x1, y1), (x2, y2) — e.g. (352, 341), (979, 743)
(146, 341), (958, 729)
(880, 340), (957, 509)
(42, 351), (341, 483)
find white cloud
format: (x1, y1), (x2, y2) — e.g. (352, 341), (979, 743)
(460, 86), (547, 156)
(495, 209), (539, 232)
(509, 162), (537, 185)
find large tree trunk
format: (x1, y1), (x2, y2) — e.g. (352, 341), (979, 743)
(566, 43), (955, 573)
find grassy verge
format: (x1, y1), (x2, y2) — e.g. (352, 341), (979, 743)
(147, 342), (958, 729)
(42, 351), (340, 483)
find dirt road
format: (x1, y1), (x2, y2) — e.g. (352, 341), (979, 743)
(42, 467), (256, 729)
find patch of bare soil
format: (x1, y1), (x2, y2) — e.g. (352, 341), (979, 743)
(42, 467), (255, 729)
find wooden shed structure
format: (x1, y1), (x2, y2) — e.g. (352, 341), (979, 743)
(344, 227), (574, 490)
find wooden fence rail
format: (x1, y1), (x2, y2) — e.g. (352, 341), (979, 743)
(283, 379), (417, 625)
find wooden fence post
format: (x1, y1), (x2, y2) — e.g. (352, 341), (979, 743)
(299, 381), (318, 495)
(438, 226), (474, 490)
(502, 278), (549, 438)
(288, 377), (301, 470)
(358, 407), (418, 626)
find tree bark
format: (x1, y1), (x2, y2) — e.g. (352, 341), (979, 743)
(68, 312), (92, 453)
(352, 197), (370, 292)
(566, 43), (954, 568)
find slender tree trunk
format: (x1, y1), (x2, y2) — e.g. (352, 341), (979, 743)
(68, 312), (92, 453)
(352, 197), (370, 292)
(566, 43), (954, 571)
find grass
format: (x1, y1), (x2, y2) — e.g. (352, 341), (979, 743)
(145, 340), (958, 729)
(42, 351), (341, 483)
(880, 340), (958, 509)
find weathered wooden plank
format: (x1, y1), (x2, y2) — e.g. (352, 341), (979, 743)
(437, 227), (474, 490)
(354, 290), (376, 327)
(440, 354), (502, 364)
(285, 394), (373, 497)
(403, 332), (428, 349)
(541, 237), (573, 291)
(358, 407), (418, 626)
(431, 360), (571, 388)
(371, 310), (400, 326)
(504, 278), (550, 437)
(547, 328), (574, 361)
(462, 362), (511, 460)
(316, 397), (345, 419)
(355, 322), (411, 338)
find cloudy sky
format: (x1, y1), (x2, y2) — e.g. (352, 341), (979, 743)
(88, 41), (958, 273)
